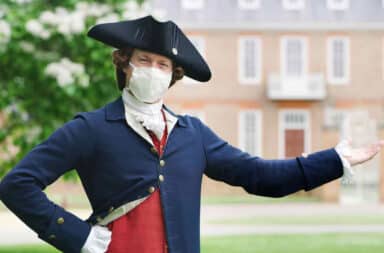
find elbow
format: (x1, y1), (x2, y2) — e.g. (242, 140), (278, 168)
(0, 175), (13, 203)
(0, 171), (30, 204)
(245, 183), (294, 198)
(260, 188), (290, 198)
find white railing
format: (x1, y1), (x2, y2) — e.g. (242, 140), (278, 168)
(267, 73), (326, 100)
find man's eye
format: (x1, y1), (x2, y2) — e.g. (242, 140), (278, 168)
(139, 58), (148, 62)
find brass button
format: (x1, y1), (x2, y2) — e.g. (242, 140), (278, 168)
(159, 160), (165, 167)
(48, 234), (56, 240)
(159, 175), (164, 182)
(148, 186), (155, 193)
(150, 147), (157, 154)
(301, 152), (309, 158)
(108, 206), (114, 213)
(57, 217), (64, 225)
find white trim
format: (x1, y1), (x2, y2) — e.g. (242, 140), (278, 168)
(181, 0), (204, 10)
(238, 0), (261, 10)
(327, 0), (350, 10)
(238, 36), (262, 85)
(278, 109), (311, 159)
(383, 0), (384, 9)
(382, 37), (384, 81)
(327, 36), (350, 85)
(183, 35), (206, 85)
(280, 36), (308, 78)
(238, 110), (262, 156)
(282, 0), (306, 10)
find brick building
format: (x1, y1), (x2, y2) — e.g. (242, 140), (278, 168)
(151, 0), (384, 203)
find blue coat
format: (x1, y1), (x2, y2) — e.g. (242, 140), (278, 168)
(0, 95), (343, 253)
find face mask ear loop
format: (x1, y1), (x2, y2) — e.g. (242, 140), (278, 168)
(128, 61), (136, 69)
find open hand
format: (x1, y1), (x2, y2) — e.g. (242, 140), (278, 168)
(336, 139), (384, 167)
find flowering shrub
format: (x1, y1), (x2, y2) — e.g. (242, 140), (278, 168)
(0, 0), (164, 179)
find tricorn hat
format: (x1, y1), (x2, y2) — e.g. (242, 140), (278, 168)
(87, 15), (211, 82)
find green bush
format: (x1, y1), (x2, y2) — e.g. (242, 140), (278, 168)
(0, 0), (150, 179)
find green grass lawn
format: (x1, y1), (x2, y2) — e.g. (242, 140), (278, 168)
(209, 214), (384, 225)
(201, 194), (320, 205)
(1, 234), (383, 253)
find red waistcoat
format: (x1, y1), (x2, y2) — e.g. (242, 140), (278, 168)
(106, 109), (169, 253)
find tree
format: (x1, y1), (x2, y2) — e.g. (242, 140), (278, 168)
(0, 0), (160, 179)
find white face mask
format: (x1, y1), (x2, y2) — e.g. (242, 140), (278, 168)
(127, 62), (172, 103)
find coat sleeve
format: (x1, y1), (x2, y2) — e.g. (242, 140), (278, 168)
(0, 113), (93, 253)
(197, 119), (344, 197)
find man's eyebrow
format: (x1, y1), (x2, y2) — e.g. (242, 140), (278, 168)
(138, 54), (149, 58)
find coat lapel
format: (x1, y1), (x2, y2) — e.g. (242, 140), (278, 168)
(104, 95), (187, 147)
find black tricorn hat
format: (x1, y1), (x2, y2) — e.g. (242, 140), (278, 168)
(87, 15), (211, 82)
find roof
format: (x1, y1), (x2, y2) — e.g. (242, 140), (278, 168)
(151, 0), (384, 30)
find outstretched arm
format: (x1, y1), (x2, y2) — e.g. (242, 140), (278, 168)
(198, 118), (372, 197)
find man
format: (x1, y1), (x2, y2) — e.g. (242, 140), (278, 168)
(0, 15), (383, 253)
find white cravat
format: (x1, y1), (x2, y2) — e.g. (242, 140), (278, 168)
(121, 87), (165, 140)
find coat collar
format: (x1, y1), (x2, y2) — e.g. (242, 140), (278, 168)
(105, 95), (187, 127)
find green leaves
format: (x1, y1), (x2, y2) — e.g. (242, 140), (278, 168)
(0, 0), (146, 179)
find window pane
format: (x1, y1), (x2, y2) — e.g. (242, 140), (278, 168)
(240, 111), (261, 156)
(332, 39), (346, 79)
(285, 39), (304, 77)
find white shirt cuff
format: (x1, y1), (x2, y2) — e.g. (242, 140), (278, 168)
(335, 139), (355, 184)
(81, 225), (112, 253)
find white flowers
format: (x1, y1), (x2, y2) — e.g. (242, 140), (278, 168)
(11, 0), (33, 4)
(0, 20), (11, 47)
(25, 2), (111, 38)
(45, 58), (89, 90)
(26, 19), (51, 39)
(24, 1), (166, 39)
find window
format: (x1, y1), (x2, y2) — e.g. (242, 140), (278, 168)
(239, 110), (262, 156)
(281, 36), (308, 78)
(282, 0), (305, 10)
(279, 110), (310, 158)
(238, 0), (261, 10)
(383, 38), (384, 80)
(182, 35), (206, 85)
(327, 37), (350, 84)
(181, 0), (204, 10)
(327, 0), (349, 10)
(238, 36), (262, 84)
(323, 107), (349, 129)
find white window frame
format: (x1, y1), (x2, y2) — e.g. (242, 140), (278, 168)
(323, 106), (349, 129)
(280, 36), (308, 78)
(327, 0), (350, 10)
(238, 36), (262, 85)
(327, 36), (350, 85)
(382, 38), (384, 81)
(278, 109), (310, 159)
(182, 35), (206, 85)
(282, 0), (306, 10)
(181, 0), (204, 10)
(238, 110), (262, 156)
(238, 0), (261, 10)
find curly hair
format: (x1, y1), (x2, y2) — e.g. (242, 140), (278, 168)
(112, 47), (185, 91)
